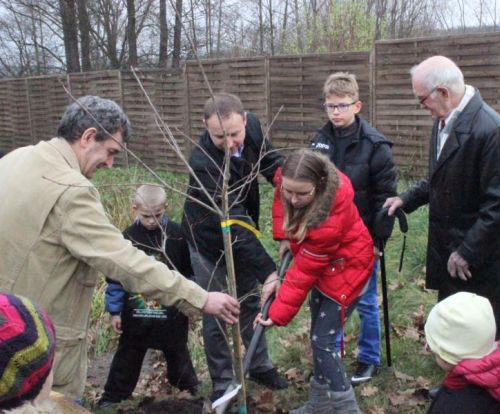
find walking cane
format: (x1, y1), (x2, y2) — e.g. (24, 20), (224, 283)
(213, 250), (293, 414)
(373, 207), (408, 367)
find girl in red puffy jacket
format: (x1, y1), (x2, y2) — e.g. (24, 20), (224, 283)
(256, 149), (374, 413)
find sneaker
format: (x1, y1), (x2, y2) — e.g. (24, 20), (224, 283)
(210, 389), (226, 403)
(249, 367), (290, 390)
(350, 362), (380, 386)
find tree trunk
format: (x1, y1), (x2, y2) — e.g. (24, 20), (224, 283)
(159, 0), (168, 67)
(268, 0), (274, 55)
(189, 0), (198, 55)
(78, 0), (91, 71)
(216, 0), (222, 56)
(294, 0), (303, 52)
(280, 0), (288, 52)
(127, 0), (137, 67)
(172, 0), (183, 67)
(59, 0), (81, 72)
(258, 0), (264, 53)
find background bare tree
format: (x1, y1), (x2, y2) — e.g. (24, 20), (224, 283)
(0, 0), (498, 76)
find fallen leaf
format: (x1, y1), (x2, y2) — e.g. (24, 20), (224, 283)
(365, 407), (385, 414)
(284, 367), (300, 381)
(416, 376), (432, 388)
(403, 326), (421, 341)
(415, 278), (426, 289)
(412, 304), (425, 331)
(389, 388), (427, 407)
(394, 370), (414, 382)
(388, 281), (402, 291)
(360, 384), (379, 397)
(255, 389), (274, 412)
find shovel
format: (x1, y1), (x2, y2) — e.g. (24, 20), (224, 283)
(212, 250), (293, 413)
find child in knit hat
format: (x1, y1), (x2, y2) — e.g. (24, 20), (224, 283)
(0, 293), (56, 413)
(424, 291), (500, 413)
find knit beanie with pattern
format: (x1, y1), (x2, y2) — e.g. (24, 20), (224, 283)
(425, 292), (497, 365)
(0, 293), (56, 410)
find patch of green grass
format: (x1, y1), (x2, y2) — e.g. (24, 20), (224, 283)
(86, 170), (442, 413)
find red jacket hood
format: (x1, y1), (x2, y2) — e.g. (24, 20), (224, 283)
(444, 342), (500, 401)
(269, 169), (374, 326)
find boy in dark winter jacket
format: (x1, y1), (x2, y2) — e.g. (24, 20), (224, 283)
(310, 72), (397, 384)
(99, 184), (199, 407)
(425, 291), (500, 413)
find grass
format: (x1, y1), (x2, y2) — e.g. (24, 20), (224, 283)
(85, 168), (442, 413)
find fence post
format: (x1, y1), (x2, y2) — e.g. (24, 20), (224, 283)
(25, 78), (34, 144)
(265, 55), (272, 141)
(370, 48), (376, 127)
(184, 62), (193, 158)
(117, 69), (129, 168)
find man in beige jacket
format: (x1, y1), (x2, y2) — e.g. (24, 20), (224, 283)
(0, 96), (240, 401)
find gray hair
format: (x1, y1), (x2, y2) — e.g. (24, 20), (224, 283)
(57, 95), (131, 143)
(410, 57), (465, 96)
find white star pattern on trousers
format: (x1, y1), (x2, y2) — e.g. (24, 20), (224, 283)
(320, 311), (326, 318)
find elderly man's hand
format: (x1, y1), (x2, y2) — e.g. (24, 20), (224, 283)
(202, 292), (240, 324)
(447, 251), (472, 281)
(383, 196), (404, 216)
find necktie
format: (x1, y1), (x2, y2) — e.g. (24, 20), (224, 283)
(437, 119), (446, 159)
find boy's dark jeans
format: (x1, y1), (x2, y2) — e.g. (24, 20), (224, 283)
(101, 312), (198, 402)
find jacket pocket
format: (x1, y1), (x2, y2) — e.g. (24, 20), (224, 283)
(53, 326), (86, 387)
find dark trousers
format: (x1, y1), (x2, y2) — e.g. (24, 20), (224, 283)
(190, 248), (273, 392)
(101, 316), (198, 402)
(310, 288), (359, 392)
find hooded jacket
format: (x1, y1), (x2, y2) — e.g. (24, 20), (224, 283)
(311, 115), (397, 238)
(428, 343), (500, 413)
(269, 167), (374, 326)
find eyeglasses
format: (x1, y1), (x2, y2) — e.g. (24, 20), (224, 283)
(322, 102), (357, 113)
(417, 86), (438, 105)
(281, 184), (316, 199)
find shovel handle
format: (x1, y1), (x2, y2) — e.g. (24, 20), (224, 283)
(242, 250), (293, 373)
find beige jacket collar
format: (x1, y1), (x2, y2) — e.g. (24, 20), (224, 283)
(46, 137), (81, 173)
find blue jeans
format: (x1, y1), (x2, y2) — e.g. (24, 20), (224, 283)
(336, 262), (381, 365)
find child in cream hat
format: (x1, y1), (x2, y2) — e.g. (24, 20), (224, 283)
(424, 292), (500, 413)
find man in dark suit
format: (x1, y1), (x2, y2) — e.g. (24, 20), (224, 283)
(384, 55), (500, 337)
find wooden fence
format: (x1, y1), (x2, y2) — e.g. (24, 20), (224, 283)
(374, 32), (500, 177)
(1, 31), (499, 177)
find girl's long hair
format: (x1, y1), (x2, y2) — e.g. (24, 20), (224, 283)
(282, 149), (339, 243)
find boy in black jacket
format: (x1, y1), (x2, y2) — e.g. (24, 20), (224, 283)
(310, 72), (397, 385)
(99, 184), (199, 407)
